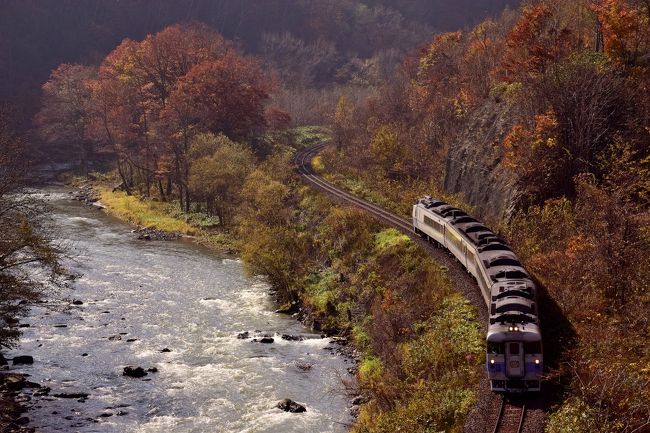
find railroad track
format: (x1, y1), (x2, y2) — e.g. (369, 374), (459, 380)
(493, 397), (526, 433)
(294, 144), (412, 233)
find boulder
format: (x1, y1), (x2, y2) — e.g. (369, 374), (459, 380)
(259, 337), (274, 344)
(123, 366), (147, 378)
(276, 399), (306, 413)
(2, 373), (26, 390)
(72, 300), (83, 305)
(53, 392), (89, 399)
(236, 331), (250, 340)
(295, 362), (312, 371)
(147, 367), (158, 373)
(159, 348), (171, 353)
(12, 355), (34, 365)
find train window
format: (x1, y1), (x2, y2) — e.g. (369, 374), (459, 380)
(524, 342), (542, 353)
(494, 289), (533, 300)
(423, 215), (444, 233)
(487, 342), (504, 354)
(509, 343), (520, 354)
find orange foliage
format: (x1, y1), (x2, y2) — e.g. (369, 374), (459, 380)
(501, 4), (576, 80)
(163, 53), (271, 141)
(593, 0), (650, 65)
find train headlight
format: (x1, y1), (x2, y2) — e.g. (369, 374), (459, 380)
(490, 359), (495, 365)
(535, 359), (540, 365)
(508, 326), (514, 331)
(514, 326), (519, 332)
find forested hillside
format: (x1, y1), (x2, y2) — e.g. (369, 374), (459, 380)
(1, 0), (514, 126)
(322, 1), (650, 431)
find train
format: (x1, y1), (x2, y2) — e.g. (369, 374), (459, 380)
(412, 196), (542, 392)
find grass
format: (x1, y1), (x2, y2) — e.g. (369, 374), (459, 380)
(291, 125), (332, 148)
(374, 228), (410, 251)
(98, 187), (198, 235)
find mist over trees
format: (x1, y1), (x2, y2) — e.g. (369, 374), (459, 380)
(0, 0), (515, 125)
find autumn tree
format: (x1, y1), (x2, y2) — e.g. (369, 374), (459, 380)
(91, 23), (232, 199)
(188, 133), (256, 225)
(0, 106), (64, 348)
(35, 64), (96, 175)
(163, 53), (271, 142)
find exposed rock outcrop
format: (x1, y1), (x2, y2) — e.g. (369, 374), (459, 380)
(443, 99), (520, 222)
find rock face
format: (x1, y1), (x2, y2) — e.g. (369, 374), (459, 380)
(123, 366), (147, 378)
(443, 99), (520, 222)
(276, 398), (307, 413)
(12, 356), (34, 365)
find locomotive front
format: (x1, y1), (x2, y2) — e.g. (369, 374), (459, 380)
(486, 320), (543, 392)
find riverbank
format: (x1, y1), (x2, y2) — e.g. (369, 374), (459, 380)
(0, 371), (34, 433)
(71, 181), (239, 254)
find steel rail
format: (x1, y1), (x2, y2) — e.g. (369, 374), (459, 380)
(492, 397), (526, 433)
(295, 144), (528, 433)
(294, 145), (412, 233)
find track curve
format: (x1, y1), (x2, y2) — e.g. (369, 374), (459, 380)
(294, 143), (535, 433)
(294, 144), (412, 233)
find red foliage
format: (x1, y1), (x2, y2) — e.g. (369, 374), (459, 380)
(501, 4), (575, 80)
(163, 53), (271, 141)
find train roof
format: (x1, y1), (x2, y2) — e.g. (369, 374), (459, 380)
(492, 297), (536, 315)
(486, 266), (531, 283)
(480, 251), (522, 269)
(491, 283), (536, 302)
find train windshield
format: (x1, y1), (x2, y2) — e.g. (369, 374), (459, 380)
(490, 313), (537, 325)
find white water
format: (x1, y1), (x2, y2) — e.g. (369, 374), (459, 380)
(8, 189), (353, 432)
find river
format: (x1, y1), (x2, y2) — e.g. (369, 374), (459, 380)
(7, 189), (352, 433)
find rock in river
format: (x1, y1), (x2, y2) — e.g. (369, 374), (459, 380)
(276, 398), (306, 413)
(53, 392), (89, 399)
(123, 366), (147, 378)
(12, 355), (34, 365)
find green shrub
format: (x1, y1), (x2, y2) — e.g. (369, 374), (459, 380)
(546, 398), (610, 433)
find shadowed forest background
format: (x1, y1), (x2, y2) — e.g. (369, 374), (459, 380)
(0, 0), (515, 126)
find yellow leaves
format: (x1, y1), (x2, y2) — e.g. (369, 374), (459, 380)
(502, 124), (528, 169)
(369, 124), (404, 176)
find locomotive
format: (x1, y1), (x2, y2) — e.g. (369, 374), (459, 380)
(412, 196), (542, 392)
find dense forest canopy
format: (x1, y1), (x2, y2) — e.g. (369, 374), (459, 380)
(0, 0), (516, 119)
